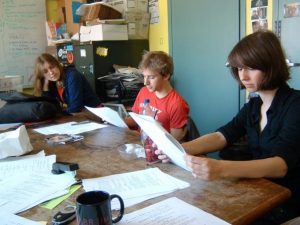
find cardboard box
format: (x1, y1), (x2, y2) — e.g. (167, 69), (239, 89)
(65, 0), (86, 35)
(105, 0), (148, 14)
(51, 0), (86, 35)
(77, 2), (122, 22)
(80, 24), (128, 42)
(125, 12), (149, 39)
(64, 0), (86, 34)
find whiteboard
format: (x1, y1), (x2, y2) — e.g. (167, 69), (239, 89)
(0, 1), (47, 87)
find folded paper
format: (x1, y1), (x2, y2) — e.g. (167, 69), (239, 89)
(0, 125), (33, 159)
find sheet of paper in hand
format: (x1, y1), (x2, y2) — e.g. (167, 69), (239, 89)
(129, 112), (190, 171)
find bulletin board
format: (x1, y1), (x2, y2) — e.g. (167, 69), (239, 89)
(246, 0), (273, 35)
(0, 1), (47, 87)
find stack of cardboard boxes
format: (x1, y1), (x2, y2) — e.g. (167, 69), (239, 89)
(46, 0), (150, 43)
(105, 0), (150, 39)
(78, 2), (128, 41)
(78, 0), (150, 42)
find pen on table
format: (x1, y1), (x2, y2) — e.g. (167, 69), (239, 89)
(71, 121), (91, 126)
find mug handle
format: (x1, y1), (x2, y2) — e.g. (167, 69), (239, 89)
(110, 194), (125, 223)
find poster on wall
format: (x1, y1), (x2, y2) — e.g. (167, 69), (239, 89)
(149, 0), (159, 24)
(250, 0), (268, 32)
(284, 3), (300, 18)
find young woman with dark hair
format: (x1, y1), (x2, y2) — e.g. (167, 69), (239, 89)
(158, 30), (300, 224)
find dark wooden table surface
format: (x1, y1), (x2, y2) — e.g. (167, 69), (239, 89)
(19, 111), (291, 225)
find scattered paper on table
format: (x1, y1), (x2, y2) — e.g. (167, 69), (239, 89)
(0, 211), (41, 225)
(0, 172), (76, 214)
(34, 121), (106, 135)
(118, 197), (231, 225)
(40, 184), (81, 209)
(0, 153), (55, 181)
(82, 168), (189, 209)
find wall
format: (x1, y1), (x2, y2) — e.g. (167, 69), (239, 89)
(169, 0), (242, 135)
(148, 0), (169, 52)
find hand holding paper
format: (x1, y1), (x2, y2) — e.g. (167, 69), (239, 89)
(129, 112), (189, 171)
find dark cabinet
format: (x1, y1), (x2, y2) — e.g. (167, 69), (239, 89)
(73, 40), (149, 102)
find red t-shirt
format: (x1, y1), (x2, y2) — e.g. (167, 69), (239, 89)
(132, 87), (189, 132)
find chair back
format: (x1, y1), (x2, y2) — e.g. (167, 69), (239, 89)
(185, 117), (200, 141)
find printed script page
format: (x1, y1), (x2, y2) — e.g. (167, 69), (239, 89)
(118, 197), (231, 225)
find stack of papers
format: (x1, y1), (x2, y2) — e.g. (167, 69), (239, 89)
(82, 168), (189, 209)
(118, 197), (231, 225)
(0, 151), (76, 214)
(0, 151), (54, 180)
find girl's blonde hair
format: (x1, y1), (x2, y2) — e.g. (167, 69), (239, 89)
(33, 53), (63, 96)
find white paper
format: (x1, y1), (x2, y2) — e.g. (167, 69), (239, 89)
(0, 172), (76, 213)
(0, 125), (33, 159)
(33, 121), (107, 135)
(86, 106), (128, 128)
(82, 168), (189, 209)
(0, 211), (41, 225)
(129, 112), (189, 170)
(0, 154), (55, 181)
(118, 197), (231, 225)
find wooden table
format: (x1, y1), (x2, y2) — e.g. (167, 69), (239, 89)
(19, 112), (291, 225)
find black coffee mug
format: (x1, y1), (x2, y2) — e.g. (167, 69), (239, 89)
(76, 191), (124, 225)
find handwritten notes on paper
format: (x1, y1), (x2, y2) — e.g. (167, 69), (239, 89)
(118, 197), (231, 225)
(0, 1), (47, 87)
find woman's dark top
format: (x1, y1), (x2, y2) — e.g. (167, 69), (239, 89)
(43, 66), (101, 113)
(218, 84), (300, 210)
